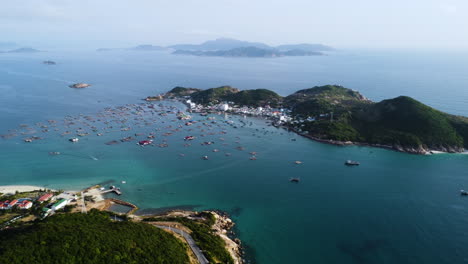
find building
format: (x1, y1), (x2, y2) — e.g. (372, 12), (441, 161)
(218, 103), (230, 111)
(7, 199), (19, 208)
(51, 199), (69, 211)
(42, 207), (52, 217)
(0, 201), (9, 210)
(37, 193), (53, 203)
(17, 200), (32, 209)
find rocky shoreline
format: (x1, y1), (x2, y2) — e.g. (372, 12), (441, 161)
(130, 208), (245, 264)
(209, 211), (245, 264)
(288, 127), (464, 155)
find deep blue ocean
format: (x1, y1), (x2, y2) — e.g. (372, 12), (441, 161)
(1, 49), (468, 263)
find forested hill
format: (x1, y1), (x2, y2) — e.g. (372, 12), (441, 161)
(165, 85), (468, 153)
(0, 210), (189, 264)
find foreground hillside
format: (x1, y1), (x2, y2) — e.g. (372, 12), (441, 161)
(165, 85), (468, 153)
(0, 210), (189, 264)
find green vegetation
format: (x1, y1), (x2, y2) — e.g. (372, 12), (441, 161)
(0, 213), (20, 225)
(225, 89), (282, 107)
(301, 94), (468, 152)
(284, 85), (371, 116)
(144, 212), (233, 264)
(172, 86), (281, 107)
(190, 86), (239, 104)
(165, 84), (468, 153)
(0, 210), (189, 264)
(165, 86), (202, 97)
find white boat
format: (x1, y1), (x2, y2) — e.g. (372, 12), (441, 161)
(345, 160), (360, 166)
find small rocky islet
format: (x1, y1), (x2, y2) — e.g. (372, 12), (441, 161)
(69, 83), (91, 89)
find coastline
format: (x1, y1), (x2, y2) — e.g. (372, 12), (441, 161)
(80, 185), (245, 263)
(0, 185), (56, 195)
(287, 127), (438, 155)
(141, 209), (245, 264)
(174, 95), (462, 155)
(290, 128), (462, 155)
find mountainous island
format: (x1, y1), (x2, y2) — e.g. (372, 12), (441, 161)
(173, 46), (323, 57)
(170, 38), (331, 58)
(98, 38), (332, 58)
(163, 85), (468, 154)
(129, 44), (166, 51)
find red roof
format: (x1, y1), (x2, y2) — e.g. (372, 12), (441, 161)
(18, 201), (32, 208)
(38, 193), (53, 202)
(9, 199), (18, 206)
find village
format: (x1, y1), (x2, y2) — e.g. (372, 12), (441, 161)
(181, 97), (333, 132)
(0, 184), (134, 230)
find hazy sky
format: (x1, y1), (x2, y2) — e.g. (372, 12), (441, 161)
(1, 0), (467, 49)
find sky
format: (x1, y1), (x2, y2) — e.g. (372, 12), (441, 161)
(0, 0), (467, 49)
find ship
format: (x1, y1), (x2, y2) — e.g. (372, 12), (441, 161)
(345, 160), (360, 166)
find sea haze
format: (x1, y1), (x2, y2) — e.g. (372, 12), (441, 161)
(1, 49), (468, 263)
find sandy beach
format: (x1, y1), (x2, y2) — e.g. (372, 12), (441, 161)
(0, 185), (54, 195)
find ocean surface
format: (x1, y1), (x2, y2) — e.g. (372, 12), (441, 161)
(1, 49), (468, 263)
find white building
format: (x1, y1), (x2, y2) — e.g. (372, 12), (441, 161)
(218, 103), (230, 111)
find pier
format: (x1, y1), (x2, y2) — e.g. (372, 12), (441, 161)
(101, 186), (122, 195)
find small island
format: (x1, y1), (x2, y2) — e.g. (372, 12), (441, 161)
(69, 83), (91, 89)
(161, 85), (468, 154)
(7, 47), (41, 53)
(130, 44), (167, 51)
(42, 60), (56, 65)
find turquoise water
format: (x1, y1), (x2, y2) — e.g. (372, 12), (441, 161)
(1, 50), (468, 263)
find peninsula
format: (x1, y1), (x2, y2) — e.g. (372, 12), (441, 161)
(162, 85), (468, 154)
(0, 184), (243, 264)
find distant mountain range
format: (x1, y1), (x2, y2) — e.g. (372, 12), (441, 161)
(169, 38), (332, 57)
(173, 46), (324, 57)
(97, 38), (333, 58)
(169, 38), (333, 52)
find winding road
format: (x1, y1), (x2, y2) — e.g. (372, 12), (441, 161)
(155, 225), (209, 264)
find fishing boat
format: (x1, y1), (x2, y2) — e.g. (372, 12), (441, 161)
(345, 160), (360, 166)
(120, 136), (134, 142)
(290, 177), (300, 183)
(69, 138), (79, 142)
(137, 140), (153, 146)
(461, 190), (468, 196)
(202, 155), (209, 160)
(294, 161), (302, 165)
(249, 156), (257, 160)
(184, 136), (195, 141)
